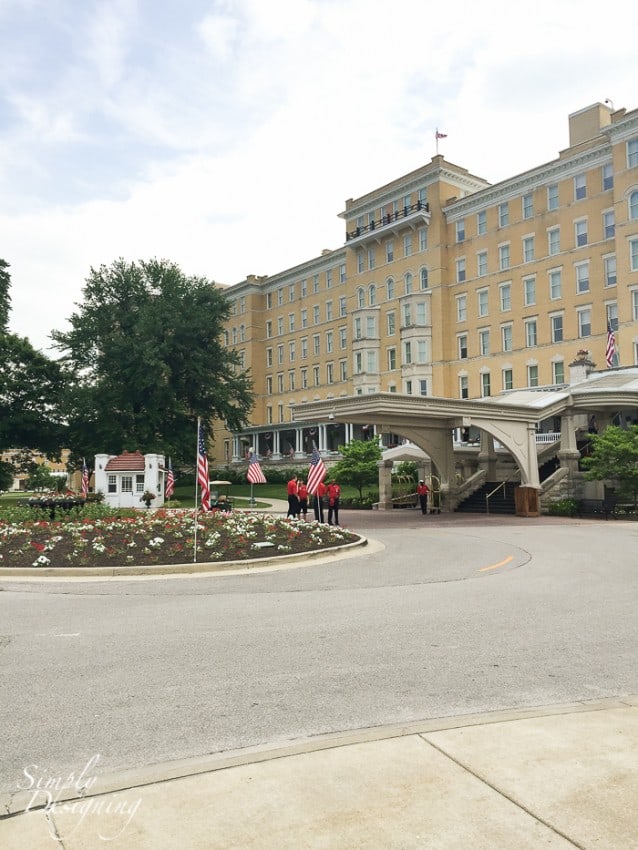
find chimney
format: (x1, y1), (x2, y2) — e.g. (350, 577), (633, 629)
(568, 103), (612, 146)
(568, 350), (596, 385)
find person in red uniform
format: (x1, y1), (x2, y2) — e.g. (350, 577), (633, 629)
(313, 480), (327, 522)
(416, 480), (430, 515)
(297, 481), (309, 519)
(327, 480), (341, 526)
(286, 475), (299, 518)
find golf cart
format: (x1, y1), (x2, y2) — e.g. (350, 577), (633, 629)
(209, 480), (233, 512)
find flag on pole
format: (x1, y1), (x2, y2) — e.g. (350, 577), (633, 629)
(197, 424), (210, 511)
(247, 452), (267, 484)
(605, 322), (617, 368)
(165, 457), (175, 500)
(81, 459), (89, 499)
(306, 445), (327, 495)
(435, 129), (447, 139)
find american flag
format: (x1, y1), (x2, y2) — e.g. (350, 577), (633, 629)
(306, 445), (327, 495)
(81, 459), (89, 499)
(247, 453), (267, 484)
(435, 129), (447, 139)
(197, 423), (210, 511)
(165, 457), (175, 500)
(605, 322), (617, 368)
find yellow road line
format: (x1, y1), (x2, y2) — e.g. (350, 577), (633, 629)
(479, 555), (513, 572)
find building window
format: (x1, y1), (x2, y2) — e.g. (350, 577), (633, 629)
(418, 228), (428, 251)
(602, 163), (613, 191)
(456, 294), (467, 322)
(575, 262), (590, 294)
(498, 202), (509, 227)
(339, 327), (347, 349)
(288, 314), (295, 333)
(386, 240), (394, 263)
(108, 474), (117, 494)
(402, 303), (412, 328)
(415, 303), (426, 326)
(266, 376), (273, 395)
(477, 210), (487, 235)
(289, 370), (296, 391)
(603, 210), (615, 239)
(300, 368), (308, 389)
(388, 347), (397, 370)
(501, 324), (513, 352)
(326, 364), (333, 385)
(300, 309), (308, 328)
(387, 311), (396, 334)
(499, 243), (510, 271)
(326, 331), (333, 353)
(456, 258), (466, 282)
(405, 380), (412, 395)
(277, 373), (284, 393)
(403, 234), (413, 257)
(325, 301), (333, 321)
(574, 173), (586, 200)
(456, 218), (465, 242)
(312, 274), (319, 294)
(357, 287), (365, 308)
(313, 365), (320, 386)
(629, 190), (638, 221)
(231, 327), (237, 345)
(288, 284), (295, 302)
(266, 406), (273, 424)
(277, 344), (284, 364)
(627, 138), (638, 168)
(278, 404), (284, 423)
(604, 254), (617, 287)
(459, 375), (469, 398)
(606, 302), (618, 332)
(266, 292), (272, 309)
(354, 317), (362, 339)
(458, 334), (468, 359)
(386, 277), (395, 300)
(368, 247), (375, 270)
(357, 250), (364, 273)
(326, 269), (333, 289)
(369, 284), (376, 306)
(339, 296), (347, 317)
(339, 263), (346, 283)
(289, 341), (296, 361)
(577, 308), (591, 338)
(632, 289), (638, 321)
(266, 347), (273, 367)
(418, 379), (428, 396)
(525, 319), (537, 347)
(547, 183), (559, 210)
(301, 337), (308, 358)
(523, 235), (535, 263)
(502, 369), (513, 391)
(522, 192), (533, 219)
(631, 238), (638, 272)
(500, 282), (511, 312)
(420, 267), (429, 289)
(403, 341), (412, 364)
(575, 219), (588, 247)
(313, 334), (320, 355)
(277, 316), (284, 335)
(366, 316), (377, 337)
(310, 305), (319, 325)
(479, 329), (490, 356)
(417, 340), (427, 364)
(523, 276), (536, 306)
(404, 272), (413, 294)
(339, 360), (347, 381)
(481, 373), (491, 397)
(552, 361), (565, 384)
(300, 279), (307, 297)
(527, 365), (539, 387)
(277, 288), (284, 306)
(549, 268), (562, 300)
(477, 251), (488, 277)
(551, 314), (563, 343)
(477, 289), (489, 317)
(548, 227), (560, 256)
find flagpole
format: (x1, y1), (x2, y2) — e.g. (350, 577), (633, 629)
(250, 482), (255, 507)
(193, 418), (200, 563)
(435, 129), (439, 156)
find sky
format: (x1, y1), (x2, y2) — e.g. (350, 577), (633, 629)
(2, 0), (637, 354)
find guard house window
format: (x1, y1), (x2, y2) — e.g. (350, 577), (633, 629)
(553, 361), (565, 384)
(498, 202), (509, 227)
(577, 308), (591, 338)
(576, 262), (590, 294)
(551, 314), (563, 342)
(121, 476), (133, 493)
(574, 173), (586, 200)
(499, 244), (510, 271)
(459, 375), (469, 398)
(548, 227), (560, 256)
(456, 219), (465, 243)
(503, 369), (513, 391)
(456, 294), (467, 322)
(575, 219), (588, 247)
(547, 183), (559, 211)
(602, 163), (613, 191)
(549, 269), (562, 300)
(502, 324), (513, 352)
(603, 210), (615, 239)
(481, 373), (491, 397)
(527, 365), (539, 387)
(523, 235), (535, 263)
(627, 138), (638, 168)
(604, 255), (617, 287)
(108, 474), (117, 493)
(477, 251), (488, 277)
(458, 334), (468, 359)
(522, 192), (534, 219)
(525, 319), (537, 347)
(456, 258), (466, 282)
(477, 210), (487, 235)
(500, 282), (511, 311)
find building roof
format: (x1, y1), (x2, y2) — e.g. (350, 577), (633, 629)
(104, 451), (146, 472)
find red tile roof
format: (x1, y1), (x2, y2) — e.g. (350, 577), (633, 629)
(104, 451), (146, 471)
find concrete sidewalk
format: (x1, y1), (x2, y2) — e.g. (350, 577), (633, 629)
(3, 696), (637, 849)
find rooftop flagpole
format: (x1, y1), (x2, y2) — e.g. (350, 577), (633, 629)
(193, 417), (200, 563)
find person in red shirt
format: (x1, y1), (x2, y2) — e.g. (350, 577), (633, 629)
(286, 475), (299, 518)
(297, 481), (309, 519)
(416, 480), (430, 515)
(313, 480), (327, 522)
(327, 480), (341, 526)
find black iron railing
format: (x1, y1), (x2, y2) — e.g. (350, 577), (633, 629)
(346, 201), (430, 241)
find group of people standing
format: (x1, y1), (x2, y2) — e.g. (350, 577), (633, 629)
(286, 475), (341, 525)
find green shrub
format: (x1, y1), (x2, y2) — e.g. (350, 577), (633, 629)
(546, 498), (579, 517)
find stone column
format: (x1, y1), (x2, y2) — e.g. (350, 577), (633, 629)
(478, 431), (497, 480)
(558, 413), (580, 476)
(376, 459), (394, 510)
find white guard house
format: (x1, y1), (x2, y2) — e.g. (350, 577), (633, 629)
(94, 451), (166, 509)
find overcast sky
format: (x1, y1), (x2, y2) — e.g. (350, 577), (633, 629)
(2, 0), (637, 353)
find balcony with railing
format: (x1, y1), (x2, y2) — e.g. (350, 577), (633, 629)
(345, 201), (430, 247)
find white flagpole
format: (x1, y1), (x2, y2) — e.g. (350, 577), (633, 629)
(435, 129), (440, 156)
(193, 417), (200, 563)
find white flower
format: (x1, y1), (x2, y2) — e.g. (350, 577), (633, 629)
(32, 555), (51, 567)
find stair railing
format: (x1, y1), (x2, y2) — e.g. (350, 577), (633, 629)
(485, 476), (516, 515)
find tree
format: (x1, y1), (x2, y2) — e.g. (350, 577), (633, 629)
(330, 438), (382, 500)
(0, 461), (14, 491)
(51, 258), (254, 466)
(26, 464), (60, 492)
(582, 425), (638, 505)
(0, 259), (66, 455)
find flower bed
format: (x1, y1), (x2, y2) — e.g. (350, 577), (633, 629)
(0, 509), (361, 568)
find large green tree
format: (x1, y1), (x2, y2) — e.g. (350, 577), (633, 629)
(52, 258), (254, 466)
(0, 259), (66, 455)
(582, 424), (638, 505)
(330, 438), (382, 500)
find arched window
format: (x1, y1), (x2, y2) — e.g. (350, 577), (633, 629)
(404, 272), (413, 294)
(368, 284), (376, 306)
(386, 277), (395, 300)
(239, 324), (245, 342)
(420, 267), (429, 290)
(357, 287), (365, 308)
(232, 327), (237, 344)
(629, 190), (638, 220)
